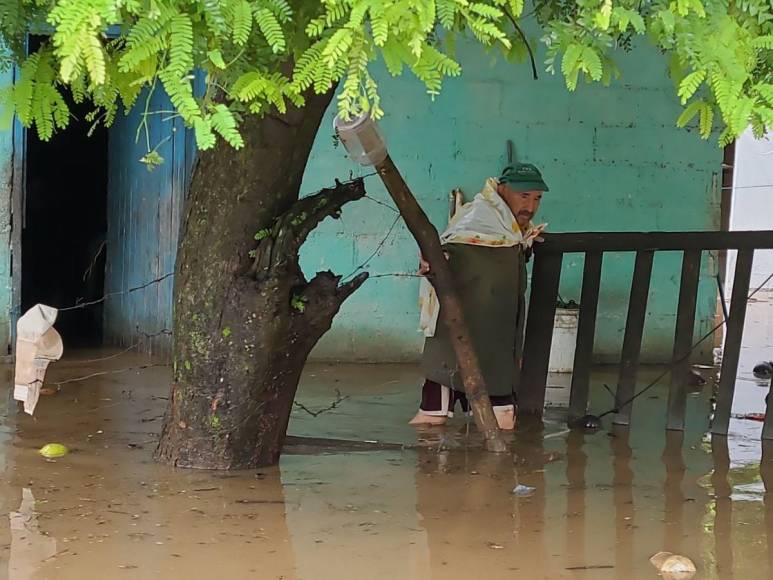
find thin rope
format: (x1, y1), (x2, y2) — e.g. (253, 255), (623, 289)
(58, 272), (175, 312)
(52, 174), (383, 313)
(362, 194), (399, 213)
(596, 269), (773, 420)
(343, 214), (403, 280)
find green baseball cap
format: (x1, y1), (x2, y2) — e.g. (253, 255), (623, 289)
(499, 163), (549, 192)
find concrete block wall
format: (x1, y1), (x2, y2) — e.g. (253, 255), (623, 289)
(300, 36), (722, 364)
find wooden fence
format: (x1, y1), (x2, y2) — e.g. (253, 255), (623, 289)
(520, 231), (773, 439)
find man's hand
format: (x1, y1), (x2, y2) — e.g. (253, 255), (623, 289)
(418, 255), (430, 275)
(417, 252), (449, 275)
(525, 222), (548, 245)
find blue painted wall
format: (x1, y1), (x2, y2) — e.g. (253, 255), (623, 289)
(0, 64), (14, 355)
(103, 89), (195, 355)
(300, 40), (723, 363)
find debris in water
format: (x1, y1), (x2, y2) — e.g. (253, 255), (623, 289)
(569, 414), (602, 430)
(486, 542), (504, 549)
(754, 361), (773, 379)
(649, 552), (696, 579)
(738, 413), (766, 422)
(14, 304), (64, 414)
(512, 484), (536, 497)
(39, 443), (69, 459)
(687, 369), (706, 386)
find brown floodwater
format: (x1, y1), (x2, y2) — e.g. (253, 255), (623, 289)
(3, 297), (773, 579)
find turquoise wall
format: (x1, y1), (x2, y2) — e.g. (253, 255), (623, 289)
(300, 39), (723, 364)
(0, 64), (13, 355)
(0, 35), (723, 364)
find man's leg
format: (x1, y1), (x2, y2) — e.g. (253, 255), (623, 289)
(455, 392), (515, 430)
(409, 380), (453, 425)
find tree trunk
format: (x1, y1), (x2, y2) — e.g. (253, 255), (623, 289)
(155, 91), (368, 469)
(376, 156), (507, 453)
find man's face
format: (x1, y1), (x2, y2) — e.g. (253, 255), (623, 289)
(497, 183), (543, 228)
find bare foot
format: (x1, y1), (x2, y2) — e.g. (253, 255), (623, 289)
(40, 387), (58, 396)
(409, 412), (448, 426)
(494, 408), (516, 430)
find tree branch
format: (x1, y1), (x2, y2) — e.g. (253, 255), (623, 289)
(293, 270), (369, 332)
(287, 177), (367, 249)
(248, 177), (367, 280)
(504, 8), (539, 81)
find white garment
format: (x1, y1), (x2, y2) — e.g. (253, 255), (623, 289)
(14, 304), (63, 415)
(418, 178), (540, 337)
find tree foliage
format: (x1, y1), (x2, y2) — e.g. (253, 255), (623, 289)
(1, 0), (771, 150)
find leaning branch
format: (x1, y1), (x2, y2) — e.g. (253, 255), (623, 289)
(287, 177), (367, 251)
(248, 178), (367, 279)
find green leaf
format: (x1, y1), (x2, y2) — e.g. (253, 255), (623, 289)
(508, 0), (524, 18)
(140, 149), (165, 169)
(255, 7), (286, 53)
(629, 12), (645, 33)
(291, 294), (307, 313)
(699, 103), (714, 139)
(581, 47), (603, 81)
(381, 38), (404, 76)
(470, 3), (504, 20)
(231, 0), (253, 45)
(207, 49), (226, 69)
(561, 43), (584, 90)
(595, 0), (612, 30)
(753, 36), (773, 50)
(676, 100), (703, 128)
(659, 9), (676, 34)
(677, 70), (706, 104)
(371, 12), (388, 45)
(210, 104), (244, 148)
(756, 84), (773, 108)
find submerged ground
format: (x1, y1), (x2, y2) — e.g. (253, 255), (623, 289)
(2, 297), (773, 579)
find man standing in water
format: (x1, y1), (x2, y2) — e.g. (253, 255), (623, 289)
(410, 163), (549, 430)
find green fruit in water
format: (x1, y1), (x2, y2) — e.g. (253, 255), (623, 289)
(39, 443), (69, 458)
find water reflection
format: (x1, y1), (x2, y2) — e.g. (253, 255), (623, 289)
(8, 488), (57, 579)
(610, 426), (634, 579)
(762, 439), (773, 578)
(711, 435), (735, 578)
(662, 431), (686, 553)
(565, 431), (587, 570)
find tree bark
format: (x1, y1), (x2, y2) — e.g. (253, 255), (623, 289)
(376, 155), (507, 453)
(155, 91), (368, 469)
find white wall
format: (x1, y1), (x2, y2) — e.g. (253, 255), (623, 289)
(728, 129), (773, 290)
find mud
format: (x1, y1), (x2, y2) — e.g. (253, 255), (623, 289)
(2, 297), (773, 579)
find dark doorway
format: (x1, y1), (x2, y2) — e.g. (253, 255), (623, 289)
(21, 36), (108, 346)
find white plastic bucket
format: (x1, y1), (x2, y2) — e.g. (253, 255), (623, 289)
(548, 308), (579, 373)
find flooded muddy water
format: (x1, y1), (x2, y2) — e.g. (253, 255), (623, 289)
(2, 297), (773, 579)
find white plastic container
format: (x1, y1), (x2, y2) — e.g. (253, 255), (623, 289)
(333, 113), (388, 167)
(548, 308), (579, 373)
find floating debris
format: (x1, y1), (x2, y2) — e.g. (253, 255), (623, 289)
(512, 484), (536, 497)
(649, 552), (696, 579)
(39, 443), (69, 459)
(753, 361), (773, 380)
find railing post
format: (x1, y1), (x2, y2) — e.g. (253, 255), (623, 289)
(764, 379), (773, 440)
(712, 248), (754, 435)
(667, 250), (702, 430)
(519, 251), (563, 415)
(614, 250), (655, 426)
(568, 252), (603, 422)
